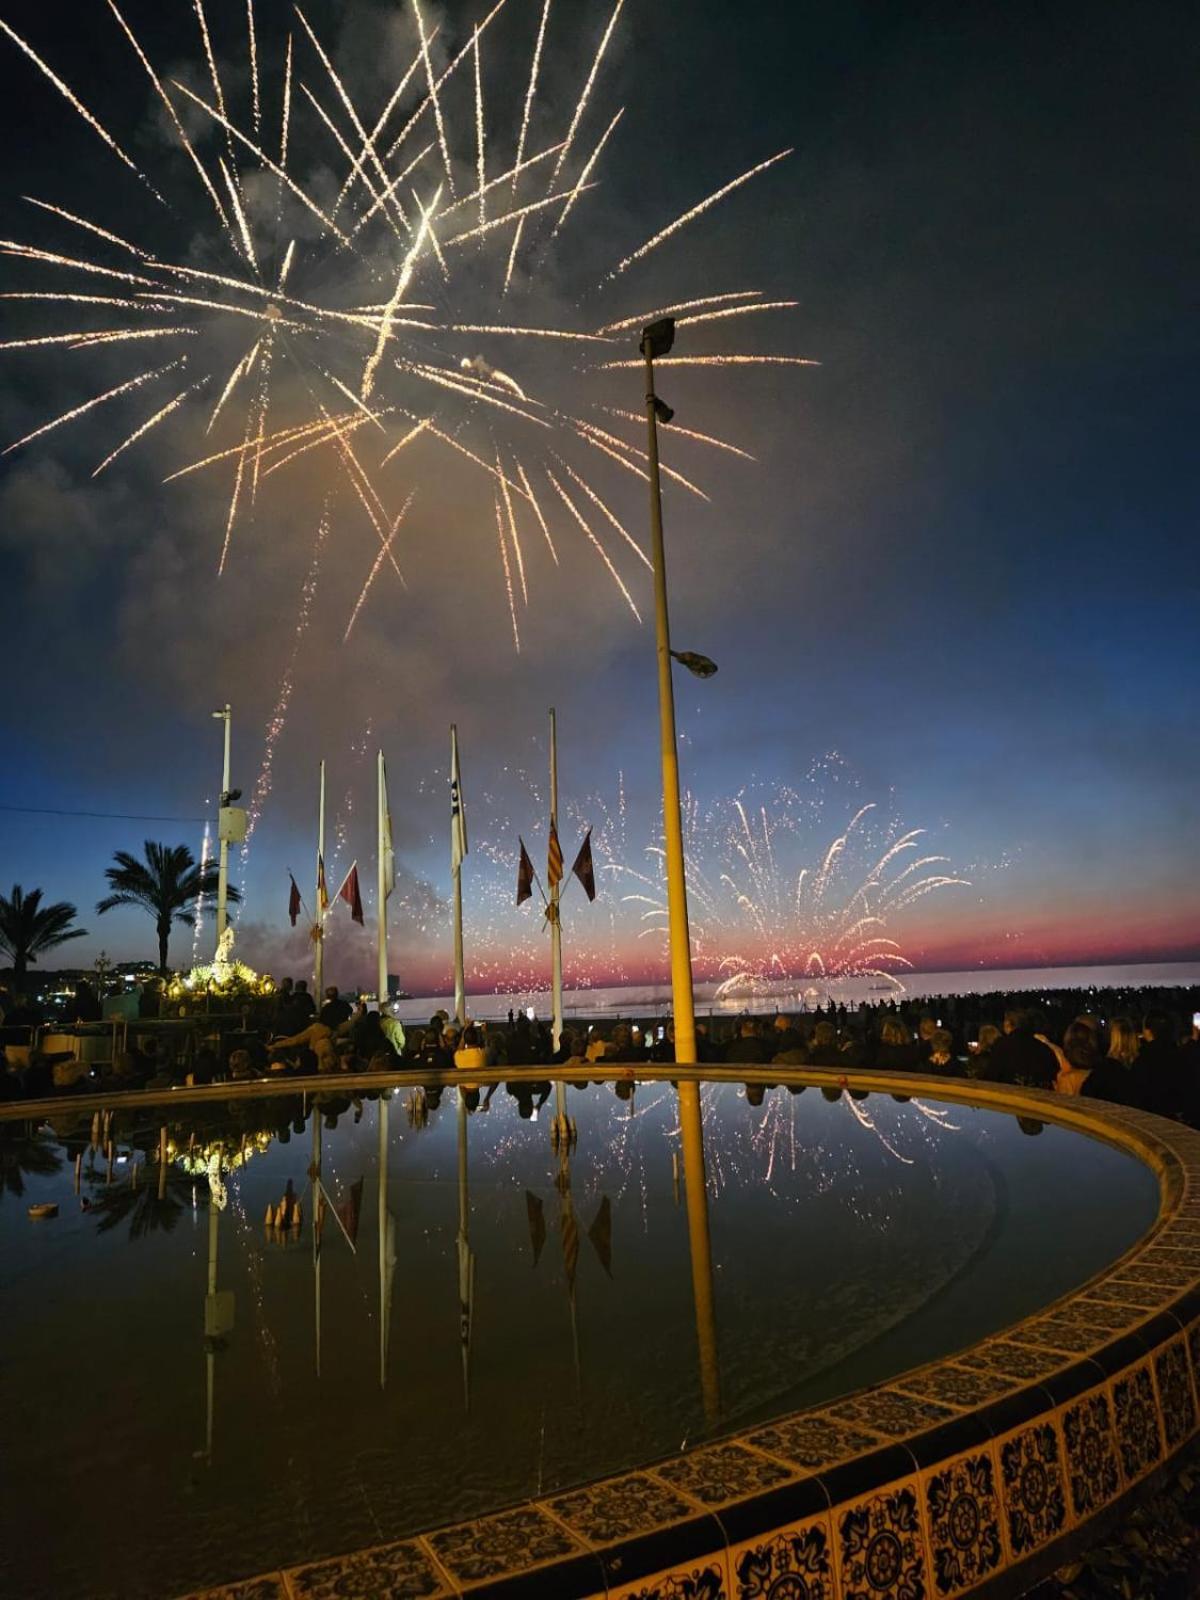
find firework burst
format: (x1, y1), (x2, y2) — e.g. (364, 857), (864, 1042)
(595, 761), (971, 998)
(0, 0), (810, 643)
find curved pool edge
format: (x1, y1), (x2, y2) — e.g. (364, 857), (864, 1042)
(11, 1070), (1200, 1600)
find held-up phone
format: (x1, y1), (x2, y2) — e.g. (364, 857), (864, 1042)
(656, 1024), (665, 1041)
(1193, 1012), (1200, 1030)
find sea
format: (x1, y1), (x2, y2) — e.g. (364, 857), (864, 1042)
(394, 960), (1200, 1026)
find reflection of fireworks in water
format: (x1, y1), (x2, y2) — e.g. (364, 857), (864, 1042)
(596, 762), (970, 997)
(0, 1), (809, 642)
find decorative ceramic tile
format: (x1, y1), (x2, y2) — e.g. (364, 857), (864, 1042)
(834, 1478), (928, 1600)
(825, 1388), (954, 1437)
(288, 1542), (450, 1600)
(1005, 1317), (1088, 1353)
(1028, 1298), (1136, 1334)
(923, 1450), (1003, 1598)
(607, 1559), (728, 1600)
(426, 1505), (583, 1585)
(997, 1420), (1068, 1557)
(549, 1472), (696, 1545)
(1139, 1243), (1200, 1264)
(746, 1414), (882, 1471)
(181, 1580), (289, 1600)
(958, 1340), (1066, 1381)
(1060, 1390), (1121, 1519)
(1152, 1337), (1197, 1452)
(1110, 1364), (1162, 1485)
(653, 1442), (794, 1507)
(1078, 1279), (1167, 1309)
(1112, 1260), (1194, 1288)
(893, 1363), (1016, 1408)
(731, 1516), (835, 1600)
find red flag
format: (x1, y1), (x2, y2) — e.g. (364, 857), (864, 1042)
(338, 862), (364, 925)
(516, 838), (534, 905)
(317, 854), (329, 913)
(288, 875), (302, 927)
(547, 819), (564, 890)
(570, 829), (596, 901)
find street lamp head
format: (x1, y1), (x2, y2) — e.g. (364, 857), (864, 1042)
(640, 317), (676, 359)
(651, 395), (675, 424)
(211, 706), (229, 720)
(671, 649), (719, 679)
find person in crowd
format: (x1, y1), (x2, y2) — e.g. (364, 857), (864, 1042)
(988, 1009), (1058, 1088)
(319, 986), (352, 1029)
(70, 981), (102, 1022)
(292, 980), (316, 1019)
(724, 1018), (769, 1064)
(1139, 1011), (1186, 1119)
(650, 1020), (675, 1064)
(455, 1025), (488, 1072)
(926, 1027), (956, 1072)
(966, 1023), (1001, 1078)
(875, 1017), (922, 1072)
(772, 1014), (804, 1056)
(1106, 1016), (1141, 1068)
(270, 1019), (337, 1073)
(915, 1015), (937, 1062)
(1053, 1021), (1144, 1108)
(806, 1020), (843, 1067)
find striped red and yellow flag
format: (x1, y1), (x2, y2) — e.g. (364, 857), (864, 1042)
(547, 819), (564, 890)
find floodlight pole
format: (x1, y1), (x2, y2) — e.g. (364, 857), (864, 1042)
(213, 705), (232, 950)
(642, 328), (696, 1067)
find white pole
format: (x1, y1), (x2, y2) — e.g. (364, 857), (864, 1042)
(214, 704), (232, 951)
(549, 708), (563, 1054)
(377, 750), (388, 1007)
(314, 760), (326, 996)
(451, 726), (466, 1027)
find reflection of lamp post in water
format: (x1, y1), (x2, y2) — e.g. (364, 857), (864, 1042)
(202, 1149), (233, 1466)
(311, 1111), (322, 1378)
(679, 1084), (720, 1422)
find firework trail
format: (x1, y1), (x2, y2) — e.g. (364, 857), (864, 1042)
(239, 505), (330, 870)
(191, 818), (213, 964)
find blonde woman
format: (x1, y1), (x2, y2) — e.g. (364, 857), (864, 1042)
(1106, 1016), (1140, 1068)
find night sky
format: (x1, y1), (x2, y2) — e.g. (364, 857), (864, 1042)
(0, 0), (1196, 991)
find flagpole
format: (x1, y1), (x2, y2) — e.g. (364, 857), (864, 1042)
(314, 760), (326, 997)
(377, 750), (388, 1007)
(451, 725), (466, 1027)
(549, 708), (563, 1054)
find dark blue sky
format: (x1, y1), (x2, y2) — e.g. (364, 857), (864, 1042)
(0, 0), (1196, 986)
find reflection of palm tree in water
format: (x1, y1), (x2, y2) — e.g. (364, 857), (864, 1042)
(0, 1125), (64, 1200)
(90, 1158), (209, 1240)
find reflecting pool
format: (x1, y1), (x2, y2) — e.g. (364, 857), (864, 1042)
(0, 1078), (1159, 1598)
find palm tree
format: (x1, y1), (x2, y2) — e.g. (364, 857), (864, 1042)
(0, 885), (87, 986)
(96, 841), (238, 976)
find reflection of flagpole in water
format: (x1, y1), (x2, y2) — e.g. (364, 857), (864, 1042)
(679, 1083), (720, 1422)
(311, 1112), (322, 1379)
(378, 1096), (395, 1390)
(456, 1093), (475, 1413)
(556, 1142), (581, 1393)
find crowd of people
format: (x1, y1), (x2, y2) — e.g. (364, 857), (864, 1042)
(1, 976), (1198, 1127)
